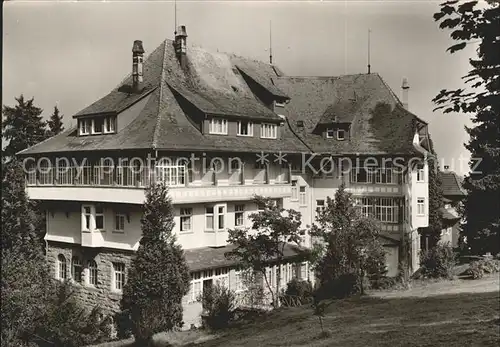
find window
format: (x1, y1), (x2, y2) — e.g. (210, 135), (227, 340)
(235, 204), (245, 227)
(300, 263), (307, 280)
(217, 206), (225, 229)
(214, 268), (229, 287)
(417, 198), (425, 216)
(71, 256), (83, 283)
(79, 119), (91, 135)
(189, 272), (203, 303)
(234, 270), (246, 292)
(180, 208), (192, 232)
(82, 205), (92, 231)
(95, 205), (104, 230)
(337, 129), (346, 140)
(356, 197), (375, 218)
(230, 159), (241, 171)
(374, 198), (398, 223)
(417, 164), (425, 182)
(375, 167), (395, 184)
(261, 123), (277, 139)
(113, 262), (125, 291)
(205, 206), (214, 230)
(88, 260), (98, 286)
(316, 200), (325, 217)
(291, 180), (298, 201)
(237, 121), (253, 136)
(114, 212), (125, 232)
(92, 118), (104, 135)
(58, 254), (67, 280)
(156, 161), (185, 187)
(209, 118), (228, 134)
(104, 116), (116, 134)
(350, 166), (374, 183)
(299, 186), (306, 206)
(257, 202), (266, 213)
(275, 101), (285, 108)
(326, 128), (335, 138)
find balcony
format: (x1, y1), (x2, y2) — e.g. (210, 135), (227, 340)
(26, 164), (291, 204)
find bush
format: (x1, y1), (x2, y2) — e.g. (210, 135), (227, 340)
(198, 284), (237, 331)
(419, 243), (457, 279)
(369, 276), (398, 290)
(115, 310), (133, 339)
(464, 258), (500, 279)
(285, 278), (313, 299)
(314, 273), (359, 301)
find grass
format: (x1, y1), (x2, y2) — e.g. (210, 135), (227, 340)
(93, 276), (499, 347)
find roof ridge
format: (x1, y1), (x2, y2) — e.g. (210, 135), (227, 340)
(278, 73), (376, 80)
(151, 40), (168, 150)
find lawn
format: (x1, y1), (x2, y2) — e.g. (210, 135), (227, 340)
(94, 276), (499, 347)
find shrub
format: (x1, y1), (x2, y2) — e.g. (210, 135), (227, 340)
(285, 278), (313, 299)
(314, 273), (359, 301)
(199, 284), (237, 331)
(464, 258), (500, 279)
(419, 243), (457, 279)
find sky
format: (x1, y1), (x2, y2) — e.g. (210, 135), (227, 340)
(3, 0), (476, 175)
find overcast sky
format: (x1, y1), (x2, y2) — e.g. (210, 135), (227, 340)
(3, 0), (475, 175)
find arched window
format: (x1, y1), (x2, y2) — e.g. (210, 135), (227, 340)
(88, 260), (98, 286)
(57, 254), (67, 280)
(71, 256), (82, 283)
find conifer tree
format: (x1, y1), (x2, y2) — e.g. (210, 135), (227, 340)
(121, 183), (190, 346)
(47, 105), (64, 137)
(433, 1), (500, 255)
(2, 95), (47, 161)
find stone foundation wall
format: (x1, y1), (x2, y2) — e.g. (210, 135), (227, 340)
(46, 241), (134, 314)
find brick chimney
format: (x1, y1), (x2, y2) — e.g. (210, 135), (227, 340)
(401, 77), (409, 110)
(132, 40), (145, 92)
(175, 25), (188, 69)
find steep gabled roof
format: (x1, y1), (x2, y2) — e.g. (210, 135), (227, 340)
(274, 74), (420, 155)
(19, 39), (423, 157)
(440, 171), (467, 198)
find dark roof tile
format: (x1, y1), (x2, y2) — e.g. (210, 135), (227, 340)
(440, 171), (466, 197)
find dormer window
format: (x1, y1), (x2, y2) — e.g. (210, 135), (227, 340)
(209, 118), (228, 135)
(79, 115), (117, 136)
(79, 119), (91, 136)
(237, 120), (253, 136)
(337, 129), (346, 140)
(275, 101), (285, 108)
(261, 123), (277, 139)
(326, 128), (335, 138)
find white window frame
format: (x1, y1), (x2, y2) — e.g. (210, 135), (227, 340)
(234, 270), (247, 293)
(82, 205), (92, 231)
(205, 206), (214, 230)
(79, 119), (91, 136)
(337, 129), (346, 140)
(261, 123), (277, 139)
(375, 167), (395, 184)
(114, 212), (126, 233)
(274, 101), (285, 108)
(189, 272), (203, 303)
(350, 166), (375, 183)
(91, 118), (104, 135)
(209, 118), (228, 135)
(104, 116), (116, 134)
(417, 165), (425, 182)
(316, 199), (325, 218)
(217, 205), (226, 230)
(291, 180), (298, 201)
(326, 128), (335, 138)
(71, 256), (83, 283)
(374, 198), (398, 223)
(57, 254), (67, 280)
(235, 204), (245, 227)
(356, 197), (375, 218)
(237, 120), (254, 137)
(87, 260), (98, 286)
(417, 198), (425, 216)
(300, 262), (307, 280)
(156, 161), (186, 187)
(214, 268), (229, 287)
(180, 207), (193, 233)
(112, 262), (125, 292)
(299, 186), (307, 206)
(94, 205), (105, 231)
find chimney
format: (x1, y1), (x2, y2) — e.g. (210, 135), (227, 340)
(401, 77), (409, 110)
(175, 25), (188, 69)
(132, 40), (145, 92)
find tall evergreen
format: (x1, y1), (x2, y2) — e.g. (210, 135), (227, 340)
(47, 105), (64, 137)
(433, 1), (500, 255)
(2, 95), (47, 160)
(121, 183), (190, 346)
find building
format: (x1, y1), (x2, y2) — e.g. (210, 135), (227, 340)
(19, 26), (430, 327)
(438, 166), (466, 248)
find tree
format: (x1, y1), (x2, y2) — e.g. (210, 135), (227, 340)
(225, 196), (305, 308)
(2, 95), (47, 161)
(433, 1), (500, 255)
(47, 106), (64, 137)
(310, 184), (387, 297)
(121, 183), (190, 346)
